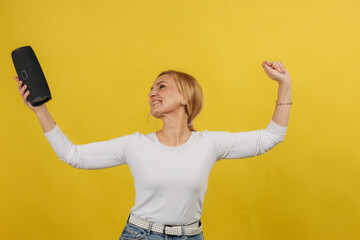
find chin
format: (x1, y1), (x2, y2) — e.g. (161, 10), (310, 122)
(150, 111), (160, 118)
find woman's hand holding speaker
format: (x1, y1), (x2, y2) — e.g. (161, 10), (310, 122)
(14, 75), (46, 113)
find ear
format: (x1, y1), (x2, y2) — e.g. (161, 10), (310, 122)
(179, 97), (185, 105)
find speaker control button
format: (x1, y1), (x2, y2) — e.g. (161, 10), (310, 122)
(21, 70), (28, 80)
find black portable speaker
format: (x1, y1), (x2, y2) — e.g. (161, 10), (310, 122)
(11, 46), (52, 106)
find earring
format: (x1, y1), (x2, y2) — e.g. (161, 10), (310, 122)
(182, 100), (186, 105)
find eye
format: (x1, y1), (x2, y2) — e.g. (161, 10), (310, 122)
(159, 84), (165, 89)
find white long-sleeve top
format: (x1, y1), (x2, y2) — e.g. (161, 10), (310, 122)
(43, 119), (287, 225)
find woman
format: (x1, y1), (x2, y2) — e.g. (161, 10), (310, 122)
(14, 60), (292, 240)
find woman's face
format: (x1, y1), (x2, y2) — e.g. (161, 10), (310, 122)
(148, 74), (184, 118)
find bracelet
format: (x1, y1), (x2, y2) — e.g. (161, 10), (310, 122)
(276, 101), (292, 106)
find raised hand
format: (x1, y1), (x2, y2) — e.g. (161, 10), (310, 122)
(14, 76), (46, 113)
(261, 61), (291, 85)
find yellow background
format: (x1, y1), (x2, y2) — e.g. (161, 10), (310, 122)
(1, 0), (359, 239)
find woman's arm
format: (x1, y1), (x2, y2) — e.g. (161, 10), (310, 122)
(208, 119), (287, 161)
(14, 76), (130, 169)
(35, 105), (56, 133)
(43, 121), (134, 169)
(32, 92), (129, 169)
(272, 81), (291, 127)
(14, 76), (56, 132)
(208, 61), (291, 161)
(34, 95), (131, 170)
(262, 61), (292, 127)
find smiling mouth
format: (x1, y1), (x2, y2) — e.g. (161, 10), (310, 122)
(151, 100), (162, 106)
(152, 103), (160, 107)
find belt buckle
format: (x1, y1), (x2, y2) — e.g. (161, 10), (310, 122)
(163, 225), (183, 236)
(163, 224), (172, 234)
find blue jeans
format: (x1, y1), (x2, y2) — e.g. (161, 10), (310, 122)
(118, 214), (205, 240)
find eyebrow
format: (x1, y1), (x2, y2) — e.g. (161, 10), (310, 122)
(150, 81), (167, 90)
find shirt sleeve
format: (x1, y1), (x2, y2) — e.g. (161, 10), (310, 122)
(207, 119), (288, 161)
(43, 123), (136, 169)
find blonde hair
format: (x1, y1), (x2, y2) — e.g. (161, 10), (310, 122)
(148, 70), (204, 131)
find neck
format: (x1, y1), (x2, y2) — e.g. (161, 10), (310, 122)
(156, 117), (192, 146)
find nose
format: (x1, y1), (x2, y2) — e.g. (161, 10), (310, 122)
(148, 90), (157, 98)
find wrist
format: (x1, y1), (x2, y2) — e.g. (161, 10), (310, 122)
(275, 100), (292, 106)
(278, 80), (291, 86)
(34, 105), (48, 115)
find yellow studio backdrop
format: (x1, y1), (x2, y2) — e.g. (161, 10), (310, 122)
(1, 0), (359, 239)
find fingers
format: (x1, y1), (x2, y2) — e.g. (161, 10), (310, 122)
(18, 81), (23, 92)
(264, 61), (271, 66)
(20, 83), (28, 97)
(262, 61), (283, 79)
(262, 64), (273, 76)
(22, 86), (30, 104)
(263, 61), (286, 74)
(14, 76), (32, 106)
(263, 67), (270, 77)
(270, 62), (283, 74)
(276, 61), (285, 73)
(15, 76), (23, 91)
(24, 89), (30, 103)
(18, 79), (29, 99)
(279, 62), (287, 74)
(262, 61), (277, 73)
(14, 76), (24, 92)
(16, 77), (28, 96)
